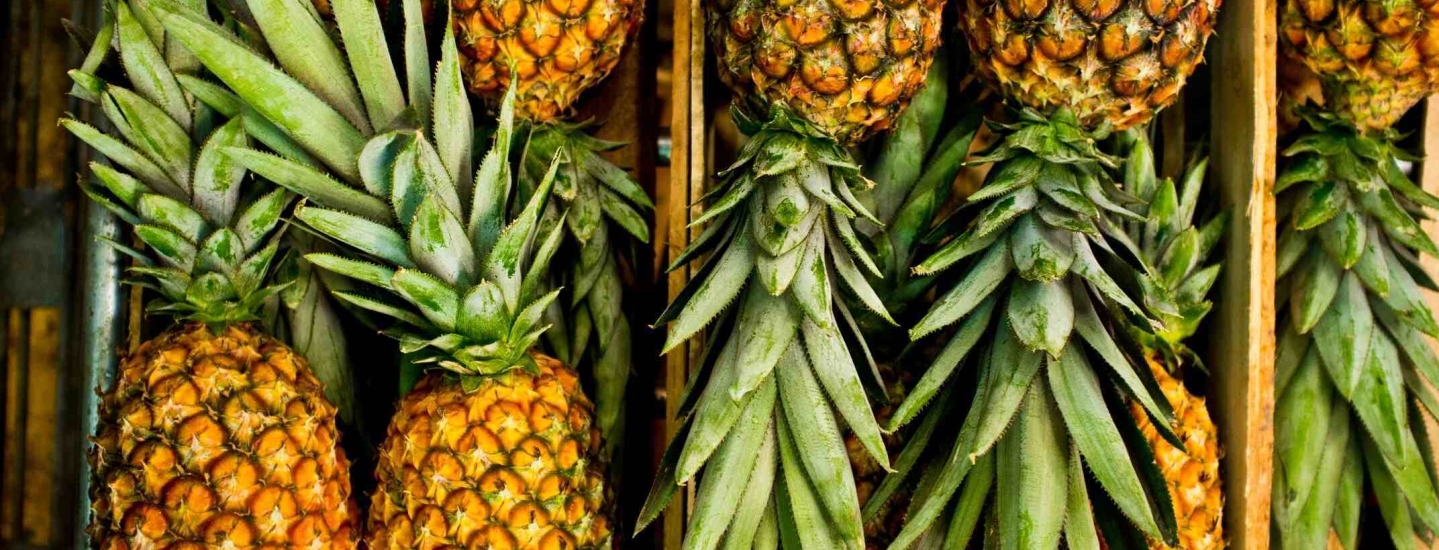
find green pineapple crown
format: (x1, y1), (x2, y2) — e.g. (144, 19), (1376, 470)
(118, 0), (572, 376)
(62, 1), (295, 327)
(1116, 129), (1227, 369)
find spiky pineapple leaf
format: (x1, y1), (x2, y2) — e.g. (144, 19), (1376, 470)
(995, 380), (1068, 550)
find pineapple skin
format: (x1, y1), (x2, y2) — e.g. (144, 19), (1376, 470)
(959, 0), (1220, 130)
(1280, 0), (1439, 131)
(366, 352), (614, 550)
(88, 324), (359, 549)
(707, 0), (946, 145)
(453, 0), (642, 123)
(1129, 357), (1224, 550)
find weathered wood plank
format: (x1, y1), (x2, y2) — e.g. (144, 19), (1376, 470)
(1208, 0), (1278, 546)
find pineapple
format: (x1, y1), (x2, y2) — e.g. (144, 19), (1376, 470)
(870, 0), (1222, 547)
(1279, 0), (1439, 132)
(454, 0), (654, 449)
(1115, 130), (1226, 550)
(64, 3), (358, 547)
(708, 0), (946, 145)
(1274, 1), (1439, 548)
(140, 2), (616, 547)
(634, 1), (946, 549)
(959, 0), (1220, 131)
(452, 0), (641, 123)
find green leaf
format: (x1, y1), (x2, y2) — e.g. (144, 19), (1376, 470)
(969, 154), (1042, 202)
(1010, 214), (1074, 282)
(330, 0), (404, 130)
(914, 225), (1003, 276)
(801, 317), (887, 470)
(246, 0), (371, 133)
(1071, 287), (1175, 431)
(1360, 186), (1439, 256)
(408, 195), (478, 287)
(226, 147), (393, 223)
(389, 269), (459, 331)
(790, 227), (832, 328)
(135, 224), (197, 268)
(942, 451), (995, 550)
(432, 22), (474, 192)
(1332, 437), (1364, 550)
(660, 226), (755, 352)
(1007, 278), (1074, 358)
(296, 205), (415, 268)
(1275, 154), (1328, 195)
(675, 340), (752, 482)
(910, 242), (1012, 340)
(303, 253), (394, 289)
(1048, 347), (1159, 536)
(1274, 344), (1335, 523)
(827, 222), (894, 324)
(117, 2), (190, 130)
(1351, 330), (1410, 467)
(1290, 249), (1341, 334)
(1276, 225), (1311, 280)
(716, 424), (779, 550)
(153, 0), (365, 181)
(1063, 448), (1103, 550)
(775, 341), (863, 547)
(730, 283), (801, 399)
(198, 228), (242, 274)
(192, 117), (251, 225)
(1280, 401), (1351, 548)
(890, 295), (998, 431)
(332, 291), (431, 328)
(996, 379), (1068, 550)
(1293, 180), (1347, 231)
(1312, 272), (1373, 399)
(1070, 235), (1145, 315)
(1363, 432), (1423, 550)
(63, 119), (178, 197)
(233, 189), (293, 253)
(1317, 208), (1365, 269)
(601, 186), (652, 242)
(485, 155), (555, 312)
(138, 194), (208, 242)
(455, 281), (508, 344)
(973, 323), (1045, 457)
(1351, 222), (1391, 297)
(974, 186), (1039, 238)
(775, 413), (850, 550)
(684, 377), (777, 550)
(108, 86), (193, 187)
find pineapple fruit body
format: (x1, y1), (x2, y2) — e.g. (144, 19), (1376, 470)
(366, 352), (612, 550)
(1280, 0), (1439, 131)
(89, 324), (358, 549)
(454, 0), (642, 122)
(959, 0), (1220, 130)
(707, 0), (946, 144)
(1129, 358), (1223, 550)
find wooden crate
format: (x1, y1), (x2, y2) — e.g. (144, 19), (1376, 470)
(659, 2), (1279, 550)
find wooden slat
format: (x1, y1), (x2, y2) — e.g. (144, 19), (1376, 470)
(663, 0), (707, 546)
(1208, 0), (1278, 546)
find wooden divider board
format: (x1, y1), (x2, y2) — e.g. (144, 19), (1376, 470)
(1208, 0), (1279, 546)
(663, 6), (1280, 550)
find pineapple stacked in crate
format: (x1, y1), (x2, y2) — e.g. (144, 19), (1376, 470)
(867, 0), (1226, 547)
(635, 0), (948, 548)
(1274, 0), (1439, 547)
(134, 0), (618, 547)
(452, 0), (652, 452)
(62, 2), (362, 547)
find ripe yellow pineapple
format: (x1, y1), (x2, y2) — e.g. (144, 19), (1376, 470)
(1129, 360), (1223, 550)
(89, 325), (359, 549)
(147, 2), (618, 548)
(453, 0), (642, 122)
(708, 0), (946, 144)
(66, 3), (361, 548)
(1115, 131), (1225, 550)
(959, 0), (1220, 130)
(1279, 0), (1439, 131)
(366, 353), (611, 549)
